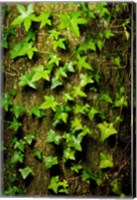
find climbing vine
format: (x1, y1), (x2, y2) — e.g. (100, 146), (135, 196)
(2, 2), (131, 197)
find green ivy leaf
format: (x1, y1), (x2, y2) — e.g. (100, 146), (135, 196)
(76, 55), (92, 71)
(114, 96), (128, 107)
(96, 40), (104, 51)
(80, 73), (94, 87)
(11, 151), (24, 163)
(48, 29), (61, 40)
(48, 176), (60, 193)
(78, 38), (96, 52)
(46, 129), (61, 145)
(10, 39), (37, 60)
(71, 163), (82, 173)
(10, 105), (25, 118)
(58, 11), (87, 37)
(110, 179), (121, 195)
(52, 38), (66, 50)
(99, 152), (113, 169)
(63, 93), (74, 102)
(51, 77), (63, 90)
(100, 92), (113, 104)
(64, 134), (82, 151)
(34, 150), (42, 160)
(35, 12), (51, 28)
(73, 86), (87, 98)
(40, 95), (59, 111)
(74, 104), (89, 115)
(104, 29), (114, 39)
(55, 67), (67, 79)
(2, 93), (13, 111)
(53, 105), (70, 125)
(98, 121), (117, 142)
(64, 62), (75, 73)
(81, 167), (93, 183)
(8, 118), (22, 131)
(71, 118), (83, 130)
(63, 147), (75, 162)
(13, 139), (25, 152)
(19, 166), (33, 179)
(24, 134), (35, 145)
(43, 156), (58, 169)
(88, 107), (99, 120)
(32, 65), (50, 82)
(28, 105), (46, 118)
(11, 4), (36, 31)
(19, 71), (36, 89)
(48, 54), (61, 66)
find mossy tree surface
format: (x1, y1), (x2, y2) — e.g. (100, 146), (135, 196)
(3, 2), (131, 197)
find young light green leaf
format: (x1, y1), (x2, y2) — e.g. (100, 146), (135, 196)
(71, 118), (83, 130)
(11, 4), (36, 31)
(52, 38), (66, 50)
(63, 93), (74, 102)
(73, 86), (87, 98)
(64, 62), (75, 73)
(48, 29), (60, 40)
(48, 54), (61, 66)
(98, 121), (117, 142)
(88, 107), (99, 120)
(19, 71), (36, 89)
(80, 73), (94, 87)
(48, 176), (60, 194)
(32, 65), (50, 82)
(36, 12), (51, 28)
(58, 11), (87, 37)
(99, 152), (113, 169)
(43, 156), (58, 169)
(46, 129), (61, 145)
(19, 166), (33, 179)
(40, 95), (59, 111)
